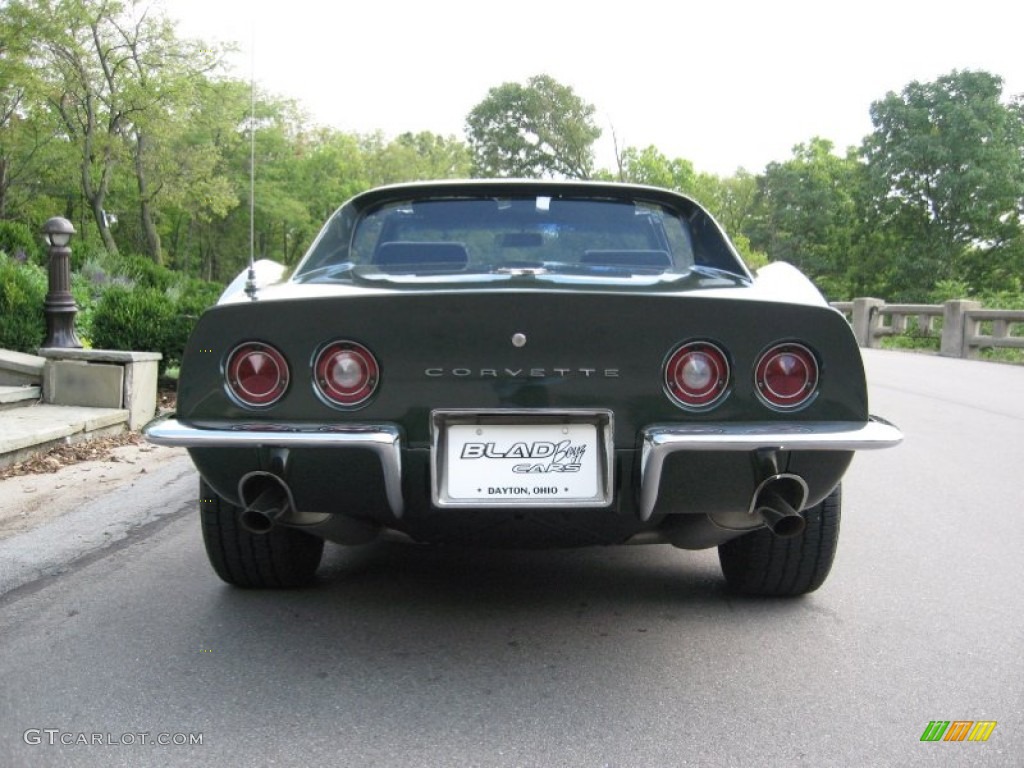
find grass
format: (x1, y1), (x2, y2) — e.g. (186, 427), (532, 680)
(879, 329), (1023, 364)
(979, 347), (1024, 365)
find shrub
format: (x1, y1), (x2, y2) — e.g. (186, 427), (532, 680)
(169, 278), (223, 318)
(90, 279), (222, 374)
(91, 286), (178, 373)
(110, 253), (178, 291)
(880, 332), (940, 353)
(71, 271), (98, 346)
(67, 237), (115, 272)
(0, 221), (43, 265)
(980, 290), (1024, 311)
(928, 279), (972, 304)
(0, 254), (47, 352)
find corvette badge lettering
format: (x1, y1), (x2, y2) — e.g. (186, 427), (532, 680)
(425, 368), (619, 378)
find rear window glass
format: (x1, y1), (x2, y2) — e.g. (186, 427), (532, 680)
(296, 196), (707, 279)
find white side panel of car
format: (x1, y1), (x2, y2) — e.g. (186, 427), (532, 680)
(751, 262), (829, 307)
(219, 260), (289, 304)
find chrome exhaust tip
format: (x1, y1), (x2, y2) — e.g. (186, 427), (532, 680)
(238, 472), (295, 534)
(751, 474), (808, 538)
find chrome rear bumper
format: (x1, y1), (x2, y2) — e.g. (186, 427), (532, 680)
(144, 417), (405, 517)
(146, 415), (902, 525)
(638, 417), (903, 520)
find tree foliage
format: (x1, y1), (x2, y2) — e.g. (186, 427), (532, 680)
(748, 139), (865, 298)
(5, 0), (228, 261)
(466, 74), (601, 179)
(361, 131), (472, 186)
(608, 145), (766, 269)
(0, 0), (1021, 308)
(616, 145), (696, 190)
(0, 0), (475, 281)
(863, 70), (1024, 297)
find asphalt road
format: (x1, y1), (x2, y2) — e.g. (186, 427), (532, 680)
(0, 349), (1021, 767)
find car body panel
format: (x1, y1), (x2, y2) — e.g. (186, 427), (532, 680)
(146, 180), (901, 553)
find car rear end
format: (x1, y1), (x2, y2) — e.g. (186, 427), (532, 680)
(161, 283), (889, 544)
(146, 181), (901, 592)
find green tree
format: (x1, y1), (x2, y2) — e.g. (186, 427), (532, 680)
(298, 128), (369, 224)
(466, 74), (601, 179)
(616, 145), (696, 190)
(114, 6), (224, 264)
(692, 171), (759, 240)
(8, 0), (232, 262)
(362, 131), (471, 186)
(1, 7), (36, 219)
(862, 70), (1024, 298)
(14, 0), (137, 255)
(173, 86), (318, 281)
(749, 138), (865, 298)
(600, 144), (766, 269)
(692, 170), (767, 271)
(2, 1), (79, 228)
(152, 76), (241, 275)
(247, 96), (316, 266)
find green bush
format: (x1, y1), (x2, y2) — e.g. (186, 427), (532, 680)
(164, 278), (222, 367)
(92, 286), (160, 341)
(979, 291), (1024, 311)
(91, 286), (178, 373)
(928, 279), (972, 304)
(67, 237), (116, 273)
(90, 279), (222, 374)
(880, 333), (940, 353)
(71, 271), (98, 345)
(0, 254), (47, 352)
(876, 289), (1024, 363)
(111, 253), (178, 291)
(169, 278), (223, 317)
(0, 221), (43, 265)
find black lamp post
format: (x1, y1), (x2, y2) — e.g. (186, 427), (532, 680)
(41, 216), (82, 349)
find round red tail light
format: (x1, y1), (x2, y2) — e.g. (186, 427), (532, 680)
(226, 342), (290, 407)
(755, 343), (819, 410)
(664, 341), (730, 409)
(314, 341), (379, 408)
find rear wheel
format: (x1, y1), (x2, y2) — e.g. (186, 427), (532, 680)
(718, 484), (841, 596)
(199, 480), (324, 588)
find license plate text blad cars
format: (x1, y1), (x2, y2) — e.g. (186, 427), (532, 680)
(445, 423), (601, 502)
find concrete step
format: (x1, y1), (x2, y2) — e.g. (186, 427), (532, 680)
(0, 403), (129, 469)
(0, 385), (42, 411)
(0, 349), (45, 387)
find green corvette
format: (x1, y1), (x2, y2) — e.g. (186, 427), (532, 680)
(145, 180), (901, 594)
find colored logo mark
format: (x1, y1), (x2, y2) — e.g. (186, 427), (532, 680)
(920, 721), (997, 742)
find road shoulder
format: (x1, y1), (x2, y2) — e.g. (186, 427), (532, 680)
(0, 441), (195, 597)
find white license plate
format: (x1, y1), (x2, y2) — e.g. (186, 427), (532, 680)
(443, 423), (603, 504)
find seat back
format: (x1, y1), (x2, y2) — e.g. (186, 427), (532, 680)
(374, 241), (469, 273)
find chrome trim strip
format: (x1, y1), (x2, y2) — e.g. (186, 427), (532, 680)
(639, 417), (903, 521)
(430, 409), (615, 508)
(144, 417), (404, 517)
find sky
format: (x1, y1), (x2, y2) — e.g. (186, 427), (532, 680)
(162, 0), (1024, 177)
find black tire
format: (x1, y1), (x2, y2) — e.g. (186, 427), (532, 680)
(199, 480), (324, 588)
(718, 484), (841, 597)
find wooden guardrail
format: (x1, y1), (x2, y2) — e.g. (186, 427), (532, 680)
(830, 299), (1024, 359)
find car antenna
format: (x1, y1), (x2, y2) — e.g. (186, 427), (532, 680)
(244, 33), (258, 301)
